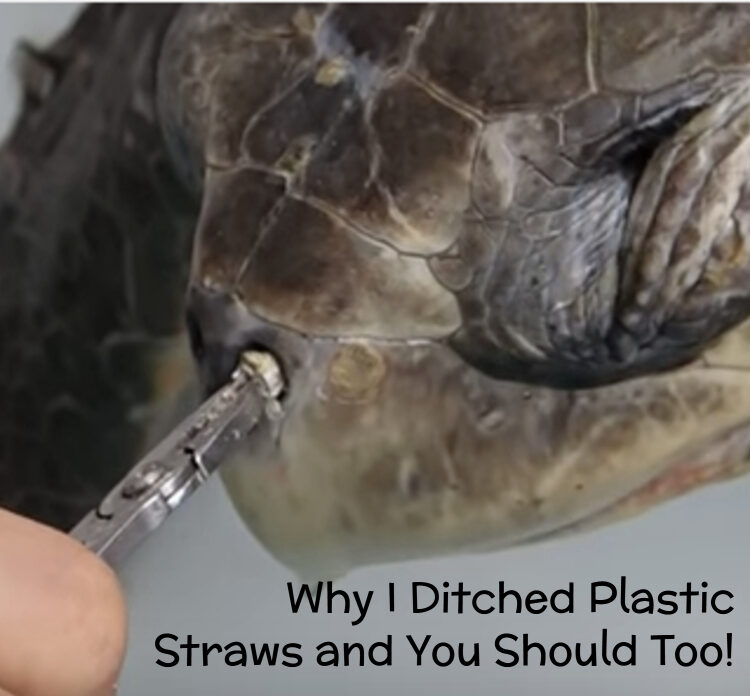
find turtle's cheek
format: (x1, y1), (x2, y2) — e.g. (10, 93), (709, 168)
(184, 285), (305, 396)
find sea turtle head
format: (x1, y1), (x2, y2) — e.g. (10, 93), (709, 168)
(160, 5), (750, 578)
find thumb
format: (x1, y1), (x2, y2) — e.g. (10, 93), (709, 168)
(0, 508), (127, 696)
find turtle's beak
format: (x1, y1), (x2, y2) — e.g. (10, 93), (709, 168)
(184, 282), (750, 578)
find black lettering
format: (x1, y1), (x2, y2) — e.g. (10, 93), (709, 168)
(250, 643), (280, 666)
(679, 583), (699, 613)
(549, 642), (571, 667)
(700, 642), (723, 667)
(458, 642), (480, 666)
(712, 591), (734, 614)
(180, 634), (200, 667)
(282, 643), (303, 667)
(224, 642), (247, 667)
(316, 641), (339, 667)
(433, 643), (454, 667)
(328, 582), (352, 616)
(551, 584), (575, 613)
(155, 633), (179, 667)
(202, 642), (222, 665)
(472, 590), (494, 614)
(657, 591), (678, 615)
(287, 582), (323, 614)
(497, 582), (522, 613)
(651, 634), (674, 665)
(631, 590), (654, 614)
(453, 583), (471, 613)
(525, 591), (547, 614)
(370, 636), (393, 666)
(591, 582), (617, 612)
(413, 583), (439, 613)
(522, 634), (547, 666)
(675, 642), (698, 667)
(343, 643), (364, 666)
(494, 633), (519, 667)
(613, 635), (637, 666)
(406, 634), (431, 665)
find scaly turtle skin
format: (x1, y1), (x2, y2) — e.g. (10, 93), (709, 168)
(159, 4), (750, 577)
(4, 5), (750, 577)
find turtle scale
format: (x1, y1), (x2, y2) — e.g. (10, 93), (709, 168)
(170, 3), (750, 389)
(414, 4), (591, 111)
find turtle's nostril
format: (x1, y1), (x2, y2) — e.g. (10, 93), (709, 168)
(185, 305), (206, 363)
(186, 287), (249, 394)
(185, 285), (303, 397)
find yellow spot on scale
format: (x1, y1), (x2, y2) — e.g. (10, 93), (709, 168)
(315, 57), (349, 87)
(327, 343), (387, 403)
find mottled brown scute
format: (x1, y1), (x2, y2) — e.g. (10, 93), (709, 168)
(304, 100), (371, 206)
(372, 77), (479, 251)
(236, 198), (461, 339)
(195, 168), (287, 289)
(159, 4), (320, 171)
(415, 4), (590, 112)
(242, 74), (352, 168)
(208, 37), (314, 166)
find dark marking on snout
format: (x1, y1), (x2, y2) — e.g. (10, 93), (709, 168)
(186, 285), (307, 395)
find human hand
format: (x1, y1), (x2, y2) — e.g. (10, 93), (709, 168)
(0, 508), (126, 696)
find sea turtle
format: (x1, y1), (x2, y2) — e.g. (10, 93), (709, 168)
(4, 4), (750, 577)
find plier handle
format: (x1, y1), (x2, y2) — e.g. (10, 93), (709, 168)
(69, 351), (284, 566)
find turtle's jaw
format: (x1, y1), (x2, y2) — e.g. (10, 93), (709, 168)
(185, 287), (750, 578)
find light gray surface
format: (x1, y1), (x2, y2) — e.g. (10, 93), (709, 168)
(118, 474), (750, 695)
(0, 4), (81, 137)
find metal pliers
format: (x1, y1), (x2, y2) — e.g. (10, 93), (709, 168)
(70, 350), (284, 566)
